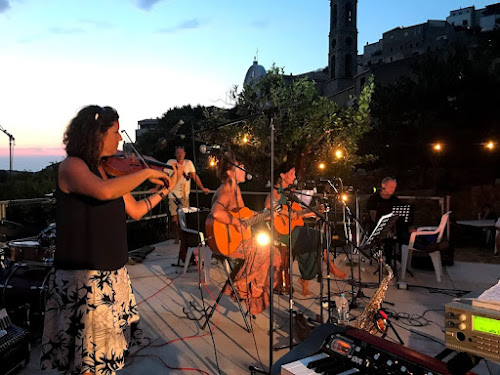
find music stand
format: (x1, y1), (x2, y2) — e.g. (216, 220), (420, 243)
(392, 205), (412, 224)
(361, 213), (399, 284)
(361, 213), (399, 248)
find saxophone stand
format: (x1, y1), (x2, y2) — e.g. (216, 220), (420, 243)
(377, 307), (404, 345)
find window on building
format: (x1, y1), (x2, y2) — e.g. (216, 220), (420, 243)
(345, 37), (352, 46)
(463, 20), (468, 26)
(331, 38), (337, 49)
(345, 54), (352, 77)
(346, 2), (352, 23)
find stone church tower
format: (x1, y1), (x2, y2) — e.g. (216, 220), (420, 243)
(329, 0), (358, 92)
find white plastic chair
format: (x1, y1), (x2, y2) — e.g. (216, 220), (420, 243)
(400, 211), (452, 283)
(177, 207), (212, 282)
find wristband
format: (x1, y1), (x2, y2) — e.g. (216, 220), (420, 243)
(159, 190), (166, 199)
(145, 197), (152, 211)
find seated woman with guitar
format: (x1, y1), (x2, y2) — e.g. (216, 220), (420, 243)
(206, 153), (281, 315)
(265, 164), (347, 297)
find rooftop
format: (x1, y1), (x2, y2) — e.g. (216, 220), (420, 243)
(14, 238), (500, 375)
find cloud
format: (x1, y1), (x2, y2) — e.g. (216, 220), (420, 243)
(48, 27), (85, 35)
(157, 18), (201, 34)
(251, 19), (269, 29)
(137, 0), (164, 11)
(79, 19), (113, 29)
(0, 0), (11, 13)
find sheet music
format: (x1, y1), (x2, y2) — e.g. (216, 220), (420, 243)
(294, 189), (315, 206)
(392, 205), (412, 223)
(472, 281), (500, 311)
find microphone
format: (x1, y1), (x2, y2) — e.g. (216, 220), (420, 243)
(246, 172), (253, 181)
(199, 144), (222, 154)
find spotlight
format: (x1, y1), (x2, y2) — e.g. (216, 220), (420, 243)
(256, 232), (270, 246)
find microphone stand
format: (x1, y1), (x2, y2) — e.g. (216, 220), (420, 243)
(321, 179), (373, 311)
(281, 190), (334, 324)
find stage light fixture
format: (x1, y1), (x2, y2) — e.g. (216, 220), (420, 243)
(256, 232), (270, 246)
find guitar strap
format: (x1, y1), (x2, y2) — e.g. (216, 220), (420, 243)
(275, 184), (288, 205)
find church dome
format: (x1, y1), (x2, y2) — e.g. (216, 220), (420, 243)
(244, 59), (266, 85)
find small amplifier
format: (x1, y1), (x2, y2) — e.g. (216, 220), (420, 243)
(445, 292), (500, 362)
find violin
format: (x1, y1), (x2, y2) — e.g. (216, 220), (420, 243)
(101, 151), (173, 186)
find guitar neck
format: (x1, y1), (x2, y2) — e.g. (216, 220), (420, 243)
(242, 210), (270, 227)
(294, 205), (320, 216)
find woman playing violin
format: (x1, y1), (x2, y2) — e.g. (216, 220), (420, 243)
(41, 105), (179, 375)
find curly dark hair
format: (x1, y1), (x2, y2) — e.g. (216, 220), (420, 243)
(63, 105), (119, 167)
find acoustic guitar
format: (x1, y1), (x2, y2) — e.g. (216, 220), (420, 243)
(274, 203), (322, 235)
(206, 206), (278, 256)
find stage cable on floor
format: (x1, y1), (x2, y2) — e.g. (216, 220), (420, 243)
(128, 247), (222, 375)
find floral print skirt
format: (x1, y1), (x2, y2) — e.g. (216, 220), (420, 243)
(40, 266), (142, 375)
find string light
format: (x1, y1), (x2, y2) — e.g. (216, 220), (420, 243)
(341, 194), (348, 202)
(208, 156), (218, 167)
(432, 143), (443, 152)
(318, 162), (326, 170)
(242, 135), (249, 144)
(335, 149), (343, 159)
(485, 141), (495, 150)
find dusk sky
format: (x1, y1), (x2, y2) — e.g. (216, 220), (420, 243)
(0, 0), (497, 171)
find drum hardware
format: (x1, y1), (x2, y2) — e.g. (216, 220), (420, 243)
(0, 263), (51, 329)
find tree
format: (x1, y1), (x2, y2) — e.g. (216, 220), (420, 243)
(199, 65), (375, 184)
(363, 34), (500, 189)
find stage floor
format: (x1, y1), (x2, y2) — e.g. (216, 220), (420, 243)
(15, 240), (500, 374)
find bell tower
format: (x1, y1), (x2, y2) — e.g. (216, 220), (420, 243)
(329, 0), (358, 91)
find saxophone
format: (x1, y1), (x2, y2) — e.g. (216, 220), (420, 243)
(354, 262), (394, 335)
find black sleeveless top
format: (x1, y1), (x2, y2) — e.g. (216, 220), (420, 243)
(54, 178), (128, 271)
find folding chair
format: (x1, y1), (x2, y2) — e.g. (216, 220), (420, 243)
(400, 211), (452, 283)
(177, 207), (212, 283)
